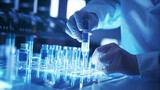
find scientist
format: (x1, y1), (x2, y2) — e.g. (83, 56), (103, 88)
(66, 0), (160, 79)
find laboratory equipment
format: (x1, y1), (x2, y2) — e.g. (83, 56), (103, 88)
(81, 16), (90, 71)
(11, 34), (15, 47)
(40, 44), (48, 69)
(25, 36), (34, 67)
(0, 45), (16, 89)
(31, 53), (40, 69)
(54, 45), (62, 71)
(0, 0), (125, 89)
(18, 43), (29, 69)
(5, 34), (16, 47)
(6, 34), (11, 46)
(40, 44), (48, 60)
(0, 42), (125, 89)
(48, 45), (53, 68)
(81, 17), (90, 53)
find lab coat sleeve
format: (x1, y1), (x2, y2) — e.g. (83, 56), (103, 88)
(82, 0), (121, 29)
(136, 51), (160, 80)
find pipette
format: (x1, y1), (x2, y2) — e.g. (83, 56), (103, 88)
(81, 17), (90, 70)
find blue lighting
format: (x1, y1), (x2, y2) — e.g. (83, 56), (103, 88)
(67, 0), (86, 19)
(50, 0), (59, 18)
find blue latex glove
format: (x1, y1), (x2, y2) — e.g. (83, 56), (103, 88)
(92, 43), (140, 75)
(66, 10), (98, 42)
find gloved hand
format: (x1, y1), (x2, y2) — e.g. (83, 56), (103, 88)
(66, 10), (98, 42)
(92, 43), (140, 75)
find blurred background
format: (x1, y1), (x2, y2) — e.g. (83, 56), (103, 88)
(0, 0), (120, 54)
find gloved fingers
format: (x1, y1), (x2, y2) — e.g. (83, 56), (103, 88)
(98, 51), (117, 72)
(66, 15), (82, 42)
(89, 12), (98, 30)
(97, 43), (118, 54)
(102, 54), (122, 74)
(74, 11), (83, 30)
(99, 45), (119, 64)
(97, 43), (122, 74)
(99, 53), (113, 64)
(101, 60), (116, 75)
(91, 47), (102, 65)
(103, 65), (114, 74)
(65, 27), (76, 39)
(74, 10), (97, 33)
(91, 43), (118, 65)
(65, 28), (82, 42)
(95, 60), (105, 71)
(74, 10), (89, 31)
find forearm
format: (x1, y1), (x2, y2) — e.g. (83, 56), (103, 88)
(82, 0), (121, 29)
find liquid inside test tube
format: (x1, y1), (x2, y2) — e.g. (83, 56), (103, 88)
(18, 43), (29, 69)
(40, 44), (48, 69)
(81, 18), (90, 72)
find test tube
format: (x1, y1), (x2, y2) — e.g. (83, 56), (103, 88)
(51, 72), (56, 85)
(71, 76), (76, 87)
(80, 77), (84, 89)
(25, 36), (34, 67)
(54, 45), (62, 61)
(63, 46), (68, 69)
(51, 45), (56, 71)
(40, 44), (48, 60)
(32, 53), (39, 69)
(77, 48), (82, 71)
(26, 69), (31, 83)
(53, 45), (62, 72)
(55, 45), (62, 70)
(48, 45), (53, 68)
(40, 44), (48, 69)
(72, 47), (78, 73)
(11, 34), (15, 47)
(81, 17), (90, 72)
(6, 33), (11, 46)
(65, 46), (73, 71)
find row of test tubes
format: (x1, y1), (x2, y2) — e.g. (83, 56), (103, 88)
(16, 44), (93, 75)
(15, 43), (106, 89)
(39, 44), (92, 75)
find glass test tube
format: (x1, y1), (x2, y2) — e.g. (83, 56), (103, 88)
(54, 45), (61, 72)
(6, 33), (11, 46)
(77, 48), (82, 71)
(25, 36), (34, 68)
(51, 45), (56, 71)
(11, 34), (15, 47)
(55, 45), (62, 70)
(63, 46), (67, 70)
(48, 45), (53, 68)
(81, 18), (90, 73)
(67, 47), (73, 70)
(72, 47), (78, 73)
(40, 44), (48, 69)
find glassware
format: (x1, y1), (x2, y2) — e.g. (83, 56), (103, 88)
(18, 43), (29, 69)
(0, 45), (16, 89)
(48, 45), (53, 69)
(40, 44), (48, 69)
(25, 36), (34, 68)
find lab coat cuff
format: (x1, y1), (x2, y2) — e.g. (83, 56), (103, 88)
(136, 51), (160, 80)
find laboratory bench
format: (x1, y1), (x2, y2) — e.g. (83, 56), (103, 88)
(2, 68), (160, 90)
(12, 76), (160, 90)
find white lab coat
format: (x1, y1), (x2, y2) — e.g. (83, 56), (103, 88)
(83, 0), (160, 79)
